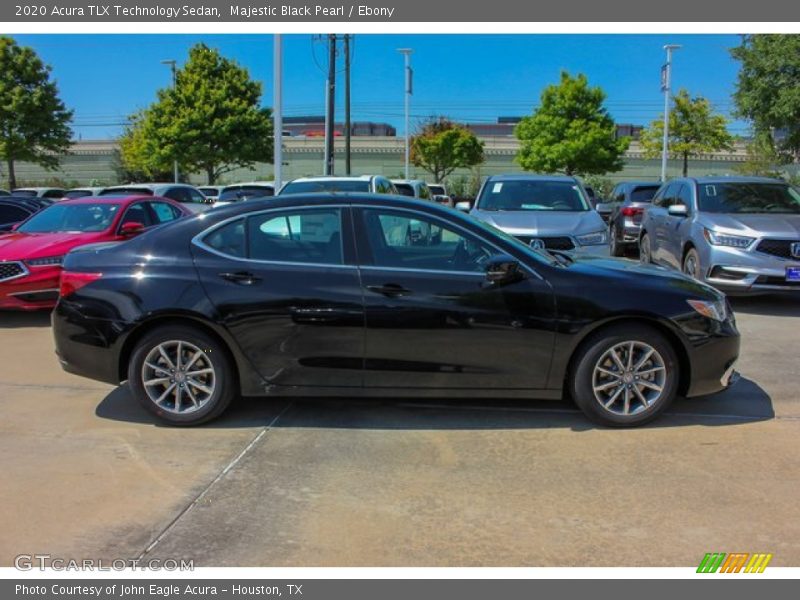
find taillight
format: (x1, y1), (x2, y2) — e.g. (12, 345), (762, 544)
(59, 271), (103, 297)
(621, 206), (643, 217)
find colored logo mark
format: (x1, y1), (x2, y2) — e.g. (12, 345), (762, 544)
(697, 552), (773, 573)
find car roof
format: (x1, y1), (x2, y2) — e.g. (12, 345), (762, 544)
(685, 175), (787, 185)
(57, 194), (159, 205)
(619, 180), (662, 187)
(487, 174), (578, 182)
(288, 175), (375, 183)
(104, 183), (195, 190)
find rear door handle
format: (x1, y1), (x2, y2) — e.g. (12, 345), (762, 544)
(366, 283), (412, 298)
(219, 271), (261, 285)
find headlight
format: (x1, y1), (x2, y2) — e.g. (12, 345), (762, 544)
(687, 298), (727, 322)
(575, 230), (608, 246)
(703, 229), (754, 248)
(26, 256), (64, 267)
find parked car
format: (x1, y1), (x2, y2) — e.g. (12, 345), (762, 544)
(2, 195), (55, 211)
(63, 187), (106, 199)
(427, 183), (454, 208)
(99, 183), (209, 213)
(0, 189), (10, 196)
(460, 174), (610, 256)
(53, 194), (739, 428)
(606, 181), (663, 256)
(391, 179), (433, 200)
(639, 176), (800, 295)
(11, 187), (66, 200)
(0, 199), (39, 233)
(215, 182), (276, 207)
(279, 175), (397, 195)
(0, 195), (190, 310)
(198, 186), (226, 203)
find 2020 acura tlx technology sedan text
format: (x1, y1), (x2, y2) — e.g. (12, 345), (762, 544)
(52, 194), (740, 427)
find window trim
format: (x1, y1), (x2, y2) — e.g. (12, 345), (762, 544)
(193, 204), (354, 269)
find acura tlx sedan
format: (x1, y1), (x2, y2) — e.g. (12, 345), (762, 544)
(52, 194), (740, 427)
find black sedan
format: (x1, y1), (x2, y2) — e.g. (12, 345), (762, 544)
(0, 198), (44, 232)
(52, 194), (740, 427)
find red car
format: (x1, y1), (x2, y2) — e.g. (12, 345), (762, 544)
(0, 195), (190, 310)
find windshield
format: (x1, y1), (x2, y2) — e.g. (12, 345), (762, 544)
(280, 180), (370, 194)
(630, 185), (660, 202)
(18, 203), (120, 233)
(99, 187), (153, 196)
(477, 179), (590, 212)
(219, 186), (274, 202)
(697, 182), (800, 214)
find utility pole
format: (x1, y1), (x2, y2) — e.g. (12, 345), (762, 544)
(344, 34), (352, 175)
(160, 59), (179, 183)
(660, 44), (681, 182)
(325, 34), (336, 176)
(273, 34), (283, 191)
(397, 48), (413, 179)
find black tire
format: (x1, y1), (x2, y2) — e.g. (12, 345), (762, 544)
(128, 325), (237, 426)
(569, 323), (679, 427)
(639, 232), (652, 264)
(683, 247), (701, 280)
(609, 224), (625, 257)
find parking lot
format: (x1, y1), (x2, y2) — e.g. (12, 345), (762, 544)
(1, 294), (799, 567)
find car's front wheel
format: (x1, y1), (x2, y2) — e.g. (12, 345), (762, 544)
(569, 324), (679, 427)
(683, 247), (701, 280)
(128, 325), (236, 426)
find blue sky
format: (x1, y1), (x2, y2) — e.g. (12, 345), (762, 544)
(10, 34), (746, 140)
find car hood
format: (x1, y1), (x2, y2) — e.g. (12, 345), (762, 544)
(699, 212), (800, 237)
(471, 209), (605, 236)
(0, 231), (109, 261)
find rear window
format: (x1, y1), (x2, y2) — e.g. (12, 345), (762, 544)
(280, 180), (370, 194)
(393, 183), (415, 197)
(629, 185), (660, 203)
(99, 187), (154, 196)
(429, 185), (445, 196)
(64, 190), (94, 199)
(11, 190), (38, 198)
(219, 186), (275, 202)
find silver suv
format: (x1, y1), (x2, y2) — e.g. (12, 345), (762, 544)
(464, 174), (609, 256)
(639, 176), (800, 294)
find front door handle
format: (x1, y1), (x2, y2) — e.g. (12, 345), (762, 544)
(366, 283), (412, 298)
(219, 271), (261, 285)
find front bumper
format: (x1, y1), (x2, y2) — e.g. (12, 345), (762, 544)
(683, 319), (741, 397)
(0, 267), (61, 310)
(701, 243), (800, 294)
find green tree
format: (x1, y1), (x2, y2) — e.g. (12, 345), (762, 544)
(0, 36), (73, 189)
(735, 129), (784, 178)
(640, 89), (734, 177)
(732, 34), (800, 162)
(515, 71), (628, 176)
(119, 43), (273, 184)
(410, 117), (485, 183)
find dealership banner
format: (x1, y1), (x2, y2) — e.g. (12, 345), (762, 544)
(4, 579), (798, 599)
(2, 0), (799, 22)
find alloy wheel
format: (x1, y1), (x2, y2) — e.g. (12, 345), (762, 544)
(140, 340), (216, 414)
(683, 251), (699, 279)
(591, 341), (667, 416)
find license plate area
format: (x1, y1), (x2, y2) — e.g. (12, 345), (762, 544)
(786, 266), (800, 282)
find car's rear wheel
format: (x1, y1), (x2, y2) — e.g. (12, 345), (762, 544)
(683, 247), (701, 280)
(569, 324), (679, 427)
(128, 325), (236, 426)
(639, 232), (652, 264)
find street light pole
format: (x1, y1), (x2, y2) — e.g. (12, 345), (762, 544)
(273, 35), (283, 191)
(660, 44), (681, 182)
(161, 59), (179, 183)
(324, 34), (336, 176)
(397, 48), (413, 179)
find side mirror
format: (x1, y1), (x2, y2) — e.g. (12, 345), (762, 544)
(120, 221), (145, 236)
(668, 204), (689, 217)
(455, 201), (471, 212)
(485, 254), (525, 286)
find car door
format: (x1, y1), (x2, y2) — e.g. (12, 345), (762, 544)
(191, 205), (365, 388)
(354, 206), (555, 390)
(661, 184), (692, 269)
(649, 183), (676, 265)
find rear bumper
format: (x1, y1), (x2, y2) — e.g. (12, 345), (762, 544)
(52, 301), (123, 385)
